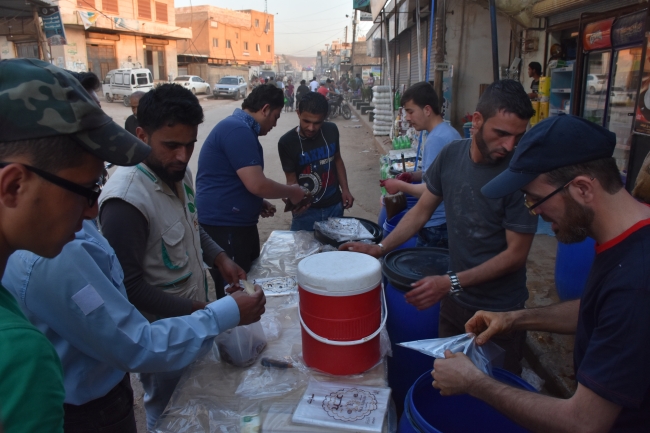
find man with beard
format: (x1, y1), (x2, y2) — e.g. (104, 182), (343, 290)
(99, 84), (264, 430)
(431, 114), (650, 432)
(342, 80), (538, 373)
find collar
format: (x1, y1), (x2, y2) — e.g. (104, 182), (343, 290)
(233, 108), (261, 135)
(595, 217), (650, 254)
(136, 163), (184, 198)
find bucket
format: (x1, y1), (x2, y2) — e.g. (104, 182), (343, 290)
(398, 368), (536, 432)
(382, 248), (450, 417)
(555, 237), (596, 301)
(298, 251), (384, 375)
(379, 191), (419, 230)
(384, 210), (418, 249)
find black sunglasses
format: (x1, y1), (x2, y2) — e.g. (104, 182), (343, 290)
(0, 162), (103, 207)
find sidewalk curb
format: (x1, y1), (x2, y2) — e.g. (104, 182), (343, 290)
(350, 103), (392, 155)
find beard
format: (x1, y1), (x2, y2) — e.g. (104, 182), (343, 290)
(145, 155), (186, 184)
(474, 126), (508, 165)
(551, 194), (595, 244)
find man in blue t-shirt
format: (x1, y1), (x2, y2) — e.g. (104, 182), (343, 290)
(432, 114), (650, 432)
(381, 82), (461, 248)
(278, 92), (354, 231)
(196, 85), (306, 297)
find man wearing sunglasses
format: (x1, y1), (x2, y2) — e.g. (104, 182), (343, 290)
(0, 59), (150, 433)
(432, 114), (650, 432)
(343, 80), (538, 374)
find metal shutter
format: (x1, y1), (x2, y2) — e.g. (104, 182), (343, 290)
(398, 29), (411, 87)
(410, 26), (426, 84)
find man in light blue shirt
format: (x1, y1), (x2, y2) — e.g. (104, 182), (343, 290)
(381, 82), (461, 248)
(2, 220), (265, 432)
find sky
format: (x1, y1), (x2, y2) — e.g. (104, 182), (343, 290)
(174, 0), (373, 56)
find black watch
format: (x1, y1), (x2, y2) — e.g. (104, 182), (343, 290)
(446, 271), (463, 295)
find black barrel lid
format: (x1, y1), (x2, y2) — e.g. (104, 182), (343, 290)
(382, 247), (450, 292)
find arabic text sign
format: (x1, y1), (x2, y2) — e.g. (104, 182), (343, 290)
(40, 7), (67, 46)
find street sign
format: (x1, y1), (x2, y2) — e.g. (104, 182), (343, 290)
(360, 12), (373, 21)
(435, 62), (450, 72)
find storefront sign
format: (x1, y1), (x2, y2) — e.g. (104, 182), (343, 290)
(114, 17), (140, 32)
(583, 18), (614, 51)
(78, 11), (97, 30)
(354, 0), (371, 12)
(612, 11), (646, 47)
(634, 37), (650, 134)
(360, 12), (373, 21)
(40, 7), (67, 46)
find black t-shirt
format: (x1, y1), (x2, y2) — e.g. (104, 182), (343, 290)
(423, 139), (538, 311)
(125, 115), (139, 136)
(278, 122), (341, 209)
(574, 220), (650, 431)
(296, 85), (310, 103)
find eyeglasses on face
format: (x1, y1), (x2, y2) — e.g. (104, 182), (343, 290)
(523, 177), (594, 216)
(0, 162), (104, 207)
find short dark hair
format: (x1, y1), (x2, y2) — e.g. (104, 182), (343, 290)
(242, 84), (284, 112)
(401, 82), (440, 115)
(137, 83), (204, 134)
(529, 62), (542, 76)
(297, 92), (329, 117)
(300, 79), (306, 85)
(0, 135), (88, 172)
(545, 157), (623, 195)
(476, 79), (535, 121)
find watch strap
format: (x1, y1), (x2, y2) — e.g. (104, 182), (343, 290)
(446, 271), (463, 295)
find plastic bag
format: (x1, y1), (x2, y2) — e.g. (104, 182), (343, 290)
(398, 333), (504, 375)
(313, 218), (375, 242)
(216, 322), (267, 367)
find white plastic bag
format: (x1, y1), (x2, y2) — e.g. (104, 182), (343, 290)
(398, 333), (504, 375)
(216, 322), (267, 367)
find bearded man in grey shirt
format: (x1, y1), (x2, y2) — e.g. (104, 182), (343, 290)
(343, 80), (538, 373)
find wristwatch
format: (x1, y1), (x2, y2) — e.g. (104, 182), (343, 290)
(447, 271), (463, 295)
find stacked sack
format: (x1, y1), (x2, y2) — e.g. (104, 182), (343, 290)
(372, 85), (392, 136)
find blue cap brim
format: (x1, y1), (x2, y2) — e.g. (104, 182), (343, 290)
(481, 169), (539, 199)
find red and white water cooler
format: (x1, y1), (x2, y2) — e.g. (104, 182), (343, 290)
(297, 251), (384, 375)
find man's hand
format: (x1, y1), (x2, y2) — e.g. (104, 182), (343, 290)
(405, 275), (452, 310)
(288, 184), (306, 204)
(465, 310), (515, 345)
(260, 200), (277, 218)
(380, 178), (405, 195)
(432, 350), (486, 396)
(339, 242), (383, 258)
(214, 252), (246, 286)
(396, 172), (414, 183)
(342, 189), (355, 209)
(231, 285), (266, 325)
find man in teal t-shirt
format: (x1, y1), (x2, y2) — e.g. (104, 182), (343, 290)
(0, 59), (149, 432)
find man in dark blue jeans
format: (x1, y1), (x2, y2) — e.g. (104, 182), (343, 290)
(278, 92), (355, 231)
(196, 85), (305, 297)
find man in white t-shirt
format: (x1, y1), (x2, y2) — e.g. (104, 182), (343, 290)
(309, 77), (319, 92)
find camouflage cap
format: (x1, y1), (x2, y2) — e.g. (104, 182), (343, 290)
(0, 58), (150, 166)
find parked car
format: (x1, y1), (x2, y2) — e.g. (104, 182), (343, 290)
(610, 86), (636, 106)
(213, 76), (248, 100)
(586, 74), (607, 94)
(174, 75), (211, 95)
(102, 68), (154, 106)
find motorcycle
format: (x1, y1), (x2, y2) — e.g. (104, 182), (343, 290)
(327, 93), (352, 120)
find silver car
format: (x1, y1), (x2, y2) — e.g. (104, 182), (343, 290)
(214, 76), (248, 100)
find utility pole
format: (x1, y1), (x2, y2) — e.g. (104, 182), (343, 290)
(31, 6), (49, 62)
(433, 0), (445, 111)
(350, 11), (357, 74)
(344, 26), (348, 44)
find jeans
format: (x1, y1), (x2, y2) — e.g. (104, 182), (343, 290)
(139, 368), (185, 431)
(417, 223), (449, 249)
(291, 202), (343, 231)
(63, 374), (137, 433)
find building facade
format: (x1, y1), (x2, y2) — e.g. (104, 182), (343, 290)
(175, 6), (274, 67)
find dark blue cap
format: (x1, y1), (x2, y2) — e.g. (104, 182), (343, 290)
(481, 114), (616, 198)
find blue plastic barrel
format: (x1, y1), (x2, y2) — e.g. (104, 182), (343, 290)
(398, 368), (537, 433)
(383, 211), (418, 249)
(554, 237), (596, 301)
(383, 248), (450, 417)
(378, 193), (419, 234)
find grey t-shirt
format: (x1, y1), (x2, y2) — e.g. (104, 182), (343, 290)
(423, 138), (538, 311)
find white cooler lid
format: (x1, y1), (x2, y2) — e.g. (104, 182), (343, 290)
(297, 251), (381, 296)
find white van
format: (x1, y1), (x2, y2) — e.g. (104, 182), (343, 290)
(102, 68), (154, 106)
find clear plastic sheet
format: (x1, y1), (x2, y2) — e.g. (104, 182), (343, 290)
(247, 231), (321, 280)
(398, 333), (505, 375)
(155, 232), (396, 433)
(314, 218), (375, 242)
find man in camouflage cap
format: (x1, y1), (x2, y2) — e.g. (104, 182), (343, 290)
(0, 58), (149, 433)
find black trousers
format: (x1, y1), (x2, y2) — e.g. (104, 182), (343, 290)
(201, 224), (260, 299)
(63, 374), (136, 433)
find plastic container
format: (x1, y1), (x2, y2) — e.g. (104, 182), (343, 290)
(530, 100), (540, 126)
(382, 248), (450, 417)
(383, 210), (418, 249)
(298, 251), (383, 375)
(398, 368), (536, 432)
(463, 122), (473, 138)
(554, 237), (596, 301)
